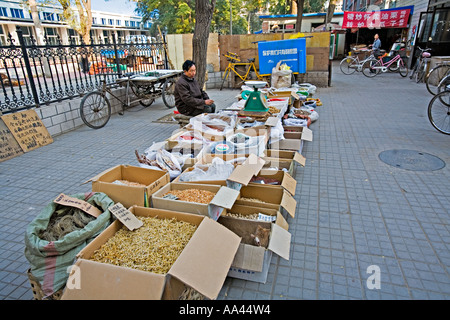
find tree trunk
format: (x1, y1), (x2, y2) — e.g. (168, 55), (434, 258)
(324, 0), (336, 26)
(295, 0), (304, 33)
(192, 0), (216, 89)
(29, 0), (51, 77)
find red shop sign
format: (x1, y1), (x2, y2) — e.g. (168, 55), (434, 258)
(342, 8), (410, 29)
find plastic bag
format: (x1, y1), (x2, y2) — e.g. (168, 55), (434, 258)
(178, 158), (235, 182)
(24, 192), (114, 297)
(271, 62), (292, 89)
(189, 113), (236, 136)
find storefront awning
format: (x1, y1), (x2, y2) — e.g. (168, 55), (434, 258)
(342, 5), (414, 29)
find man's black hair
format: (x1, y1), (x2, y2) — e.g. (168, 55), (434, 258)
(182, 60), (195, 71)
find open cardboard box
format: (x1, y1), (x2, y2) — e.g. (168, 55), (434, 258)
(202, 128), (270, 157)
(234, 184), (297, 219)
(267, 90), (299, 105)
(269, 126), (313, 153)
(60, 206), (241, 300)
(218, 204), (291, 283)
(86, 165), (170, 208)
(152, 154), (267, 220)
(263, 149), (306, 176)
(174, 166), (296, 197)
(151, 182), (231, 219)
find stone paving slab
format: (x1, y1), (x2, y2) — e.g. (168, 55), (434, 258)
(0, 61), (449, 300)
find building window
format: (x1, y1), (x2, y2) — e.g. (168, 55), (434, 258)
(44, 27), (58, 45)
(108, 19), (113, 25)
(116, 19), (121, 26)
(56, 13), (62, 21)
(130, 21), (135, 27)
(92, 17), (97, 24)
(10, 8), (24, 19)
(125, 21), (129, 27)
(101, 18), (106, 25)
(0, 25), (7, 45)
(20, 26), (34, 45)
(0, 7), (7, 17)
(42, 12), (54, 21)
(67, 29), (80, 45)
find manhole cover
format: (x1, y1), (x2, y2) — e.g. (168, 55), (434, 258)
(379, 149), (445, 171)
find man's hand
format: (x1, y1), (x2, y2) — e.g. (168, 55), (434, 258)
(205, 99), (214, 105)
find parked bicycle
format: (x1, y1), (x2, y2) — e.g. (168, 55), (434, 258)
(408, 47), (432, 83)
(220, 51), (263, 90)
(80, 70), (181, 129)
(425, 60), (450, 95)
(339, 48), (374, 75)
(361, 51), (408, 78)
(427, 74), (450, 134)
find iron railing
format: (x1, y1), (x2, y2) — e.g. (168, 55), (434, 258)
(0, 26), (169, 114)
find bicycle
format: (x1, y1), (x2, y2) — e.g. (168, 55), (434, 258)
(80, 70), (180, 129)
(427, 74), (450, 134)
(408, 47), (432, 83)
(361, 51), (408, 78)
(425, 60), (450, 95)
(220, 51), (263, 90)
(339, 48), (374, 75)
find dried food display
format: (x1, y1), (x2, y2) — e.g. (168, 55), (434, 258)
(163, 189), (216, 204)
(90, 216), (197, 274)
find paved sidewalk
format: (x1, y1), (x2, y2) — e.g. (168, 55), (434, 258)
(0, 61), (449, 300)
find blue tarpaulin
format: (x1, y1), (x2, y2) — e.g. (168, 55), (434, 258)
(258, 38), (306, 75)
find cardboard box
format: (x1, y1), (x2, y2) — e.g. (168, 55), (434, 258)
(175, 166), (297, 197)
(202, 128), (269, 157)
(225, 203), (289, 230)
(218, 206), (291, 283)
(234, 184), (297, 219)
(269, 126), (313, 153)
(61, 206), (241, 300)
(153, 154), (267, 220)
(267, 90), (299, 105)
(87, 165), (170, 208)
(151, 182), (230, 219)
(263, 149), (306, 176)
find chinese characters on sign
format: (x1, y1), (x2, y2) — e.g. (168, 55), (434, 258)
(1, 109), (53, 153)
(262, 48), (298, 56)
(342, 8), (411, 29)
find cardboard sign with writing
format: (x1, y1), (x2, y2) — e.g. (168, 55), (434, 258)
(108, 203), (143, 231)
(0, 119), (24, 162)
(54, 193), (102, 218)
(1, 109), (53, 152)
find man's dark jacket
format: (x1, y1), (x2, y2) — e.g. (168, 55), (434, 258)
(174, 73), (209, 115)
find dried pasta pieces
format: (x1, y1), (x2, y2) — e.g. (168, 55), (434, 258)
(90, 216), (197, 274)
(163, 189), (216, 204)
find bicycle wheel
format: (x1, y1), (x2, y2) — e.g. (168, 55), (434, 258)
(388, 59), (400, 72)
(399, 58), (408, 77)
(80, 92), (111, 129)
(362, 58), (380, 77)
(428, 90), (450, 135)
(426, 64), (450, 95)
(162, 77), (176, 108)
(437, 74), (450, 95)
(340, 56), (358, 75)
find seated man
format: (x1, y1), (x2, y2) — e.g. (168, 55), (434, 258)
(174, 60), (216, 116)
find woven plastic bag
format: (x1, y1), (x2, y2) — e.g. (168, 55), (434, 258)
(24, 192), (114, 298)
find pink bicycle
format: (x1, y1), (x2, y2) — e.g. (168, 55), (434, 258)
(362, 51), (409, 78)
